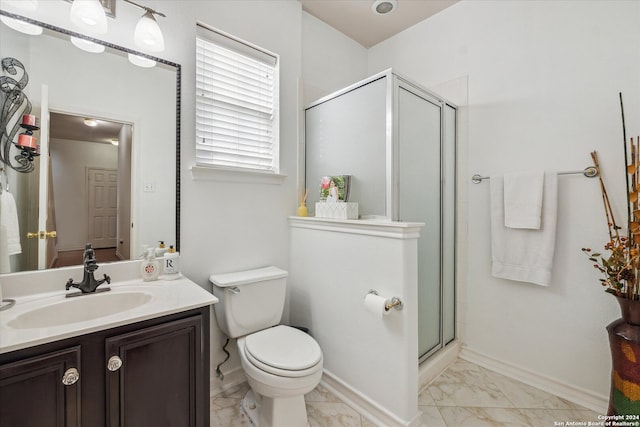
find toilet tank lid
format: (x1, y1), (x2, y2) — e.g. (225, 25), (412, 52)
(209, 266), (288, 287)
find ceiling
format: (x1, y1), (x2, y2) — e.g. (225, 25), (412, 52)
(50, 112), (124, 145)
(299, 0), (459, 48)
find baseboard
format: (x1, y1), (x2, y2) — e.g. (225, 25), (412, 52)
(209, 365), (246, 397)
(320, 369), (421, 427)
(419, 341), (460, 390)
(460, 346), (608, 413)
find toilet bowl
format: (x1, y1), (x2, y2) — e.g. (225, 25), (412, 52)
(210, 267), (323, 427)
(238, 325), (323, 426)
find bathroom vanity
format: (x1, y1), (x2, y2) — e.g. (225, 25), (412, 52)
(0, 272), (217, 427)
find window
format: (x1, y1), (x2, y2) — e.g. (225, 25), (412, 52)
(195, 24), (279, 173)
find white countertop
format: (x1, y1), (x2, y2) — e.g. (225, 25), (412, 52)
(0, 276), (218, 354)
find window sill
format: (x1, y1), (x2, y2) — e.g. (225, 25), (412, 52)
(190, 166), (287, 185)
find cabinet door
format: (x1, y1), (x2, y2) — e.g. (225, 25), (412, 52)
(105, 315), (203, 427)
(0, 346), (81, 427)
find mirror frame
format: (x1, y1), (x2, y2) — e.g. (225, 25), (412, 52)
(0, 9), (181, 256)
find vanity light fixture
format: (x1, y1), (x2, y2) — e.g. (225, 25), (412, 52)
(70, 36), (105, 53)
(0, 0), (42, 35)
(110, 139), (119, 146)
(371, 0), (397, 15)
(127, 53), (156, 68)
(83, 118), (98, 127)
(70, 0), (108, 34)
(124, 0), (165, 53)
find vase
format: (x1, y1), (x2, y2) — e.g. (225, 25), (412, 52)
(607, 296), (640, 415)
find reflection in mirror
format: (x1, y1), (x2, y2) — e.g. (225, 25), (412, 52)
(49, 112), (130, 268)
(0, 10), (180, 274)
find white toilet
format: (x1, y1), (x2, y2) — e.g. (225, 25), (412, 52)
(210, 266), (323, 427)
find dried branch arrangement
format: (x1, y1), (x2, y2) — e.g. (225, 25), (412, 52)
(584, 94), (640, 300)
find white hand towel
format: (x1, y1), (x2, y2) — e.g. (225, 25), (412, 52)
(490, 171), (558, 286)
(1, 191), (22, 256)
(504, 171), (544, 229)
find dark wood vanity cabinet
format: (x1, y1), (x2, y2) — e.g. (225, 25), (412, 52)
(0, 346), (81, 427)
(0, 307), (210, 427)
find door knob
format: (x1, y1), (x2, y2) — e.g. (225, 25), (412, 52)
(26, 230), (57, 239)
(107, 355), (123, 371)
(62, 367), (79, 386)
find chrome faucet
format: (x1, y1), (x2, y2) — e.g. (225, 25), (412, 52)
(65, 243), (111, 296)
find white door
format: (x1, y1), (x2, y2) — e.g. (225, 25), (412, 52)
(87, 167), (118, 248)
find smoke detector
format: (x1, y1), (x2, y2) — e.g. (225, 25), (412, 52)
(371, 0), (397, 15)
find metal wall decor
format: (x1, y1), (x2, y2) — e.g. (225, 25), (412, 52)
(0, 57), (39, 173)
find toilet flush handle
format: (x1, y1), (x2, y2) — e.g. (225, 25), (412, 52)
(227, 286), (240, 294)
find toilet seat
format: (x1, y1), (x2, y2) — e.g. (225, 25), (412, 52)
(244, 325), (322, 378)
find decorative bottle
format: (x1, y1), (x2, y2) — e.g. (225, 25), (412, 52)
(140, 248), (160, 282)
(163, 245), (180, 280)
(297, 189), (308, 217)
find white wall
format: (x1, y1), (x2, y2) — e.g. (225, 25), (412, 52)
(368, 0), (640, 401)
(289, 219), (421, 426)
(301, 11), (368, 105)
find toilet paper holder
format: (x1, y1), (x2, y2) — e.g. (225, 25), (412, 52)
(368, 290), (403, 311)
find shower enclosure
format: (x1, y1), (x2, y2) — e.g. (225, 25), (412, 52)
(304, 69), (456, 361)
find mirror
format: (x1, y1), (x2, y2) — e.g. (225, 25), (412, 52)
(0, 11), (180, 273)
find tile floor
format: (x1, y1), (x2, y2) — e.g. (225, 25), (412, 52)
(210, 358), (603, 426)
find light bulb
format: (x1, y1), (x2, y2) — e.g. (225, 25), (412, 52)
(84, 118), (98, 127)
(70, 0), (107, 34)
(0, 0), (38, 12)
(127, 53), (156, 68)
(70, 36), (105, 53)
(134, 11), (164, 52)
(0, 16), (42, 35)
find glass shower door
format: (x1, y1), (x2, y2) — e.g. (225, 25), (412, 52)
(397, 86), (443, 358)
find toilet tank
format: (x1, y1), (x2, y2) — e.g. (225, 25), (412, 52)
(209, 266), (288, 338)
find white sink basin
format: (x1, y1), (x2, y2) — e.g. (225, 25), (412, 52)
(6, 291), (153, 329)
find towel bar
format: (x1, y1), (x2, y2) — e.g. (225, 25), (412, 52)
(471, 166), (598, 184)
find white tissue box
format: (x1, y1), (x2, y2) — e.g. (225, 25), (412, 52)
(315, 202), (359, 220)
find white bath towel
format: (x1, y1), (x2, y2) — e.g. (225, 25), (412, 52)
(504, 171), (544, 229)
(490, 172), (558, 286)
(0, 190), (22, 256)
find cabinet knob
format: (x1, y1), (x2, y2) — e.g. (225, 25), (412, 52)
(62, 367), (79, 386)
(107, 355), (123, 371)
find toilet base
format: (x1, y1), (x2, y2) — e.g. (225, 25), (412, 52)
(240, 389), (310, 427)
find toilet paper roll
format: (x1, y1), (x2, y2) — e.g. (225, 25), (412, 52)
(364, 293), (389, 317)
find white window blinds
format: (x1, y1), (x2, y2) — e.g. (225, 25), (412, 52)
(195, 25), (279, 172)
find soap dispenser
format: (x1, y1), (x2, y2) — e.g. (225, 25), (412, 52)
(155, 241), (169, 257)
(140, 248), (160, 282)
(163, 245), (180, 280)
